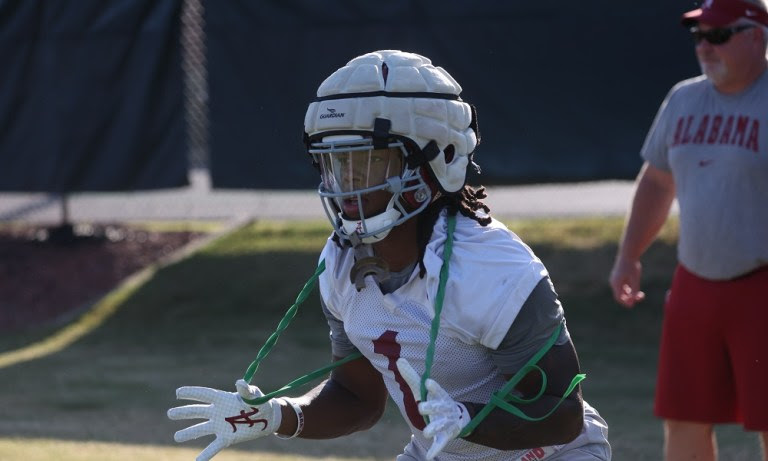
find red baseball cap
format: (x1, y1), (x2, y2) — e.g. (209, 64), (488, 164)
(681, 0), (768, 27)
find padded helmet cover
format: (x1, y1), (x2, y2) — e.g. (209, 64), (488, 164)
(304, 50), (478, 193)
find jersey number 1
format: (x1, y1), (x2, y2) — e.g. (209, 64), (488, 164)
(372, 330), (425, 429)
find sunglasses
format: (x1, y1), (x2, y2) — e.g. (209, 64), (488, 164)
(690, 24), (755, 45)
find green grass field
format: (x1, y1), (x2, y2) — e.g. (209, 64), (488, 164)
(0, 218), (762, 460)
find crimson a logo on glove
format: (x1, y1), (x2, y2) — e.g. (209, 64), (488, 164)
(225, 407), (268, 432)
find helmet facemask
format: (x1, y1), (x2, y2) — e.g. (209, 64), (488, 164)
(309, 135), (432, 245)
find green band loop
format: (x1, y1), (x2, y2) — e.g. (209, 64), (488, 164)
(457, 322), (586, 438)
(504, 365), (547, 405)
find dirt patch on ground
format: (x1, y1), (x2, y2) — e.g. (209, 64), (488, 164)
(0, 223), (206, 332)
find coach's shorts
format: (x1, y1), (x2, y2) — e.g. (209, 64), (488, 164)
(655, 264), (768, 430)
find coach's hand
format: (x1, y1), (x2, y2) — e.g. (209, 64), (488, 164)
(397, 358), (471, 460)
(609, 256), (646, 308)
(167, 379), (282, 461)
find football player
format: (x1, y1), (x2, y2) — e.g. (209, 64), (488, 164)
(169, 50), (611, 461)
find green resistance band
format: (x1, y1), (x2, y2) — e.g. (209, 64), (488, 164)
(240, 259), (362, 405)
(456, 322), (586, 437)
(240, 214), (585, 437)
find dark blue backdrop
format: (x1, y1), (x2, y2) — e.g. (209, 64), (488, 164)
(206, 0), (701, 188)
(0, 1), (702, 192)
(0, 0), (186, 192)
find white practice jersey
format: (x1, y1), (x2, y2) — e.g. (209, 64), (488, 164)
(319, 212), (609, 460)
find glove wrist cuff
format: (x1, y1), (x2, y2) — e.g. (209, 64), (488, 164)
(456, 401), (473, 437)
(274, 398), (304, 439)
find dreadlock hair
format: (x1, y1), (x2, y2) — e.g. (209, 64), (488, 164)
(330, 184), (493, 277)
(414, 184), (492, 277)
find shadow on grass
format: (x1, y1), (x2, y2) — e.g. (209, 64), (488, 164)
(0, 232), (761, 460)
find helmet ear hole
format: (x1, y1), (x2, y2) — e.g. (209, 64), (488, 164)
(443, 144), (455, 164)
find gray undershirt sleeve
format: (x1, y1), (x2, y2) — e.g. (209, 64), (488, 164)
(490, 275), (571, 375)
(322, 298), (360, 358)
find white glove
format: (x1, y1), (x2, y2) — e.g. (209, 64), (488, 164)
(167, 379), (282, 461)
(397, 358), (472, 460)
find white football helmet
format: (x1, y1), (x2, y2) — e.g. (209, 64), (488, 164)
(304, 50), (479, 244)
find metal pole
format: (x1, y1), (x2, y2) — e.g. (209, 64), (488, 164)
(181, 0), (209, 173)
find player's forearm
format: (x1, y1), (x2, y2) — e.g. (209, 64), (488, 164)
(461, 395), (583, 451)
(276, 379), (385, 439)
